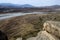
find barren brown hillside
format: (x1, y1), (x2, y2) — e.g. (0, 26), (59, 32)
(0, 13), (60, 40)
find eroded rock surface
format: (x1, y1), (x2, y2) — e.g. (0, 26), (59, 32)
(43, 21), (60, 38)
(27, 21), (60, 40)
(37, 31), (59, 40)
(27, 31), (59, 40)
(16, 38), (22, 40)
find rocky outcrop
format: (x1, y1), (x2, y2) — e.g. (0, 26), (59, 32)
(26, 21), (60, 40)
(38, 31), (59, 40)
(43, 21), (60, 40)
(16, 38), (22, 40)
(27, 31), (59, 40)
(43, 21), (60, 38)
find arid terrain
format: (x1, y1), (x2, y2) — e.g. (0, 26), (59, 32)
(0, 0), (60, 40)
(0, 12), (60, 40)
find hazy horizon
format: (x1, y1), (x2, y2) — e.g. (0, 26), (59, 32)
(0, 0), (60, 7)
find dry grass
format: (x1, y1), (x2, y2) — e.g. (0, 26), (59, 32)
(0, 13), (60, 40)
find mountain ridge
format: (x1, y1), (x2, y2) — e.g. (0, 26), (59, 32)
(0, 3), (34, 8)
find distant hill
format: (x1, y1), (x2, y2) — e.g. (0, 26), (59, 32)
(19, 4), (34, 8)
(0, 3), (34, 8)
(47, 5), (60, 11)
(0, 3), (60, 13)
(0, 3), (60, 9)
(50, 5), (60, 9)
(44, 5), (60, 9)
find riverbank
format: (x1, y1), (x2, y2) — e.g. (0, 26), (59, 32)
(0, 12), (47, 20)
(0, 12), (58, 20)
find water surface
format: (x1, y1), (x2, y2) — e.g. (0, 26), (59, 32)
(0, 12), (46, 20)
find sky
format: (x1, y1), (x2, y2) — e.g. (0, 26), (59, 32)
(0, 0), (60, 6)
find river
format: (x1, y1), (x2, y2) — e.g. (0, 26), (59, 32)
(0, 12), (47, 20)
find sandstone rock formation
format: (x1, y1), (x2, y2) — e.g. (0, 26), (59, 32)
(16, 38), (22, 40)
(27, 31), (59, 40)
(37, 31), (59, 40)
(26, 21), (60, 40)
(43, 21), (60, 38)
